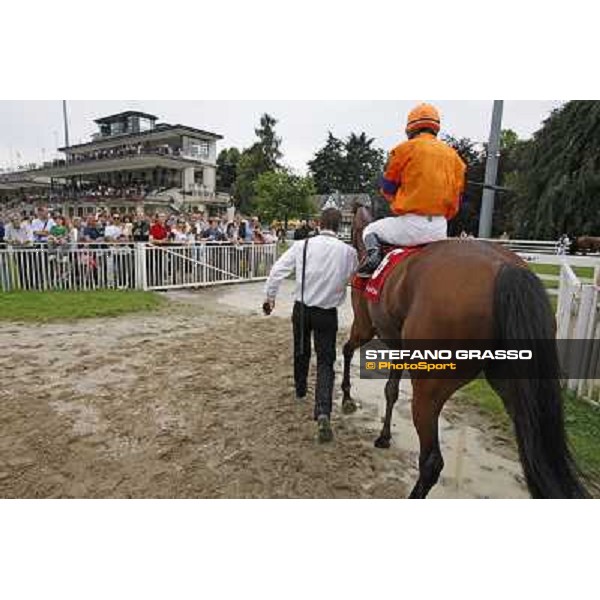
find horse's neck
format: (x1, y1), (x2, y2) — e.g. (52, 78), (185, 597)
(352, 206), (372, 259)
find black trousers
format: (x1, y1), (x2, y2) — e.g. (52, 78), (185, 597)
(292, 301), (338, 419)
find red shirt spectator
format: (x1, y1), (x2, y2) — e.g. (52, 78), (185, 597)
(150, 220), (168, 241)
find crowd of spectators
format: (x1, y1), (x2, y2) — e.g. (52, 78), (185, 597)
(0, 206), (282, 249)
(47, 143), (198, 168)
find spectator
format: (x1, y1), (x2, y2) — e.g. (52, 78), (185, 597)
(226, 221), (238, 241)
(201, 218), (226, 241)
(262, 228), (277, 244)
(195, 213), (208, 236)
(170, 220), (192, 243)
(71, 217), (83, 244)
(5, 214), (33, 245)
(31, 207), (56, 244)
(104, 216), (124, 242)
(294, 220), (310, 240)
(238, 219), (249, 241)
(122, 216), (133, 240)
(82, 216), (105, 242)
(132, 214), (150, 242)
(252, 224), (265, 244)
(48, 216), (69, 246)
(150, 215), (169, 242)
(47, 216), (70, 265)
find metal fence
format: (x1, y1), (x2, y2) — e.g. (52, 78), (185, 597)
(0, 242), (278, 292)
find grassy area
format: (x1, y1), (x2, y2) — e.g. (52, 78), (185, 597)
(456, 380), (600, 482)
(541, 278), (559, 290)
(0, 289), (164, 322)
(529, 262), (594, 279)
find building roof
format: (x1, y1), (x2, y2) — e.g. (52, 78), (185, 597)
(94, 111), (159, 124)
(313, 193), (371, 214)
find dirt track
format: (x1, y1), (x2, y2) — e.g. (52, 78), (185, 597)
(0, 281), (527, 498)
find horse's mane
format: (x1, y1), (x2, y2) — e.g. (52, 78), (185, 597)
(351, 203), (373, 258)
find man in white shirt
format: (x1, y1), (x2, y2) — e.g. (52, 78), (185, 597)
(5, 215), (34, 245)
(104, 216), (124, 242)
(263, 207), (358, 443)
(31, 207), (56, 244)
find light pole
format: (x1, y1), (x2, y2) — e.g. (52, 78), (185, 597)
(62, 100), (70, 153)
(478, 100), (504, 238)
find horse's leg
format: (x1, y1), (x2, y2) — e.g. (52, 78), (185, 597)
(341, 291), (375, 414)
(341, 326), (361, 414)
(374, 369), (402, 448)
(408, 378), (466, 499)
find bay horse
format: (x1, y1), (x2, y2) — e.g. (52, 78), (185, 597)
(341, 205), (588, 499)
(572, 236), (600, 255)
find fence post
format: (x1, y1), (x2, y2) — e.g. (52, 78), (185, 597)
(569, 285), (596, 393)
(134, 243), (147, 290)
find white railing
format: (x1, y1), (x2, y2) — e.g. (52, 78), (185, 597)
(515, 252), (600, 268)
(144, 242), (277, 290)
(0, 243), (278, 293)
(0, 244), (137, 292)
(480, 238), (562, 254)
(556, 261), (600, 402)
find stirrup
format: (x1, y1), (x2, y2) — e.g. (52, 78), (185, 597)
(356, 256), (381, 278)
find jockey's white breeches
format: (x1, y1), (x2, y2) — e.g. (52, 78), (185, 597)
(362, 214), (448, 246)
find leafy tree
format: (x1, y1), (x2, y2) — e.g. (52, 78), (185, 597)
(443, 134), (484, 236)
(216, 147), (241, 193)
(253, 170), (316, 226)
(306, 132), (346, 194)
(253, 113), (283, 171)
(345, 132), (385, 194)
(308, 132), (385, 195)
(233, 113), (283, 212)
(443, 130), (524, 237)
(504, 101), (600, 239)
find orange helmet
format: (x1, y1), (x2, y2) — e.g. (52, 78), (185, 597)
(406, 103), (441, 135)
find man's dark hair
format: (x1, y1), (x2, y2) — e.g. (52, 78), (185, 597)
(320, 208), (342, 233)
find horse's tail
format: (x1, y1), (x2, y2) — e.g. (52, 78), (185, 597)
(491, 264), (588, 498)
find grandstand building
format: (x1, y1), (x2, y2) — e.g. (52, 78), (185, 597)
(0, 110), (230, 216)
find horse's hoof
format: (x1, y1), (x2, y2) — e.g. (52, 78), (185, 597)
(342, 398), (358, 415)
(374, 436), (391, 449)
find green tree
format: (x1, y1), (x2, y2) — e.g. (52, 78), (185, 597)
(308, 132), (385, 195)
(253, 113), (283, 171)
(344, 132), (385, 194)
(443, 130), (525, 237)
(253, 170), (316, 226)
(307, 132), (346, 193)
(216, 147), (241, 193)
(233, 113), (283, 213)
(504, 101), (600, 239)
(442, 134), (485, 236)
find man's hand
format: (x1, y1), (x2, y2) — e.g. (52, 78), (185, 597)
(262, 298), (275, 315)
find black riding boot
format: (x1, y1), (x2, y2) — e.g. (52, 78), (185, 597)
(357, 233), (382, 277)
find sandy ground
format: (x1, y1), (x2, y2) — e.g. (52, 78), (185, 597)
(0, 281), (527, 498)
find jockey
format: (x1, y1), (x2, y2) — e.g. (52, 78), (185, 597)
(357, 103), (467, 276)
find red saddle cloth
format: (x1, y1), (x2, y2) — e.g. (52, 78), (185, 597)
(352, 245), (425, 302)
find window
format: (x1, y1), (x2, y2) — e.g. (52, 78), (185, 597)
(110, 121), (125, 136)
(189, 140), (210, 159)
(139, 118), (153, 132)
